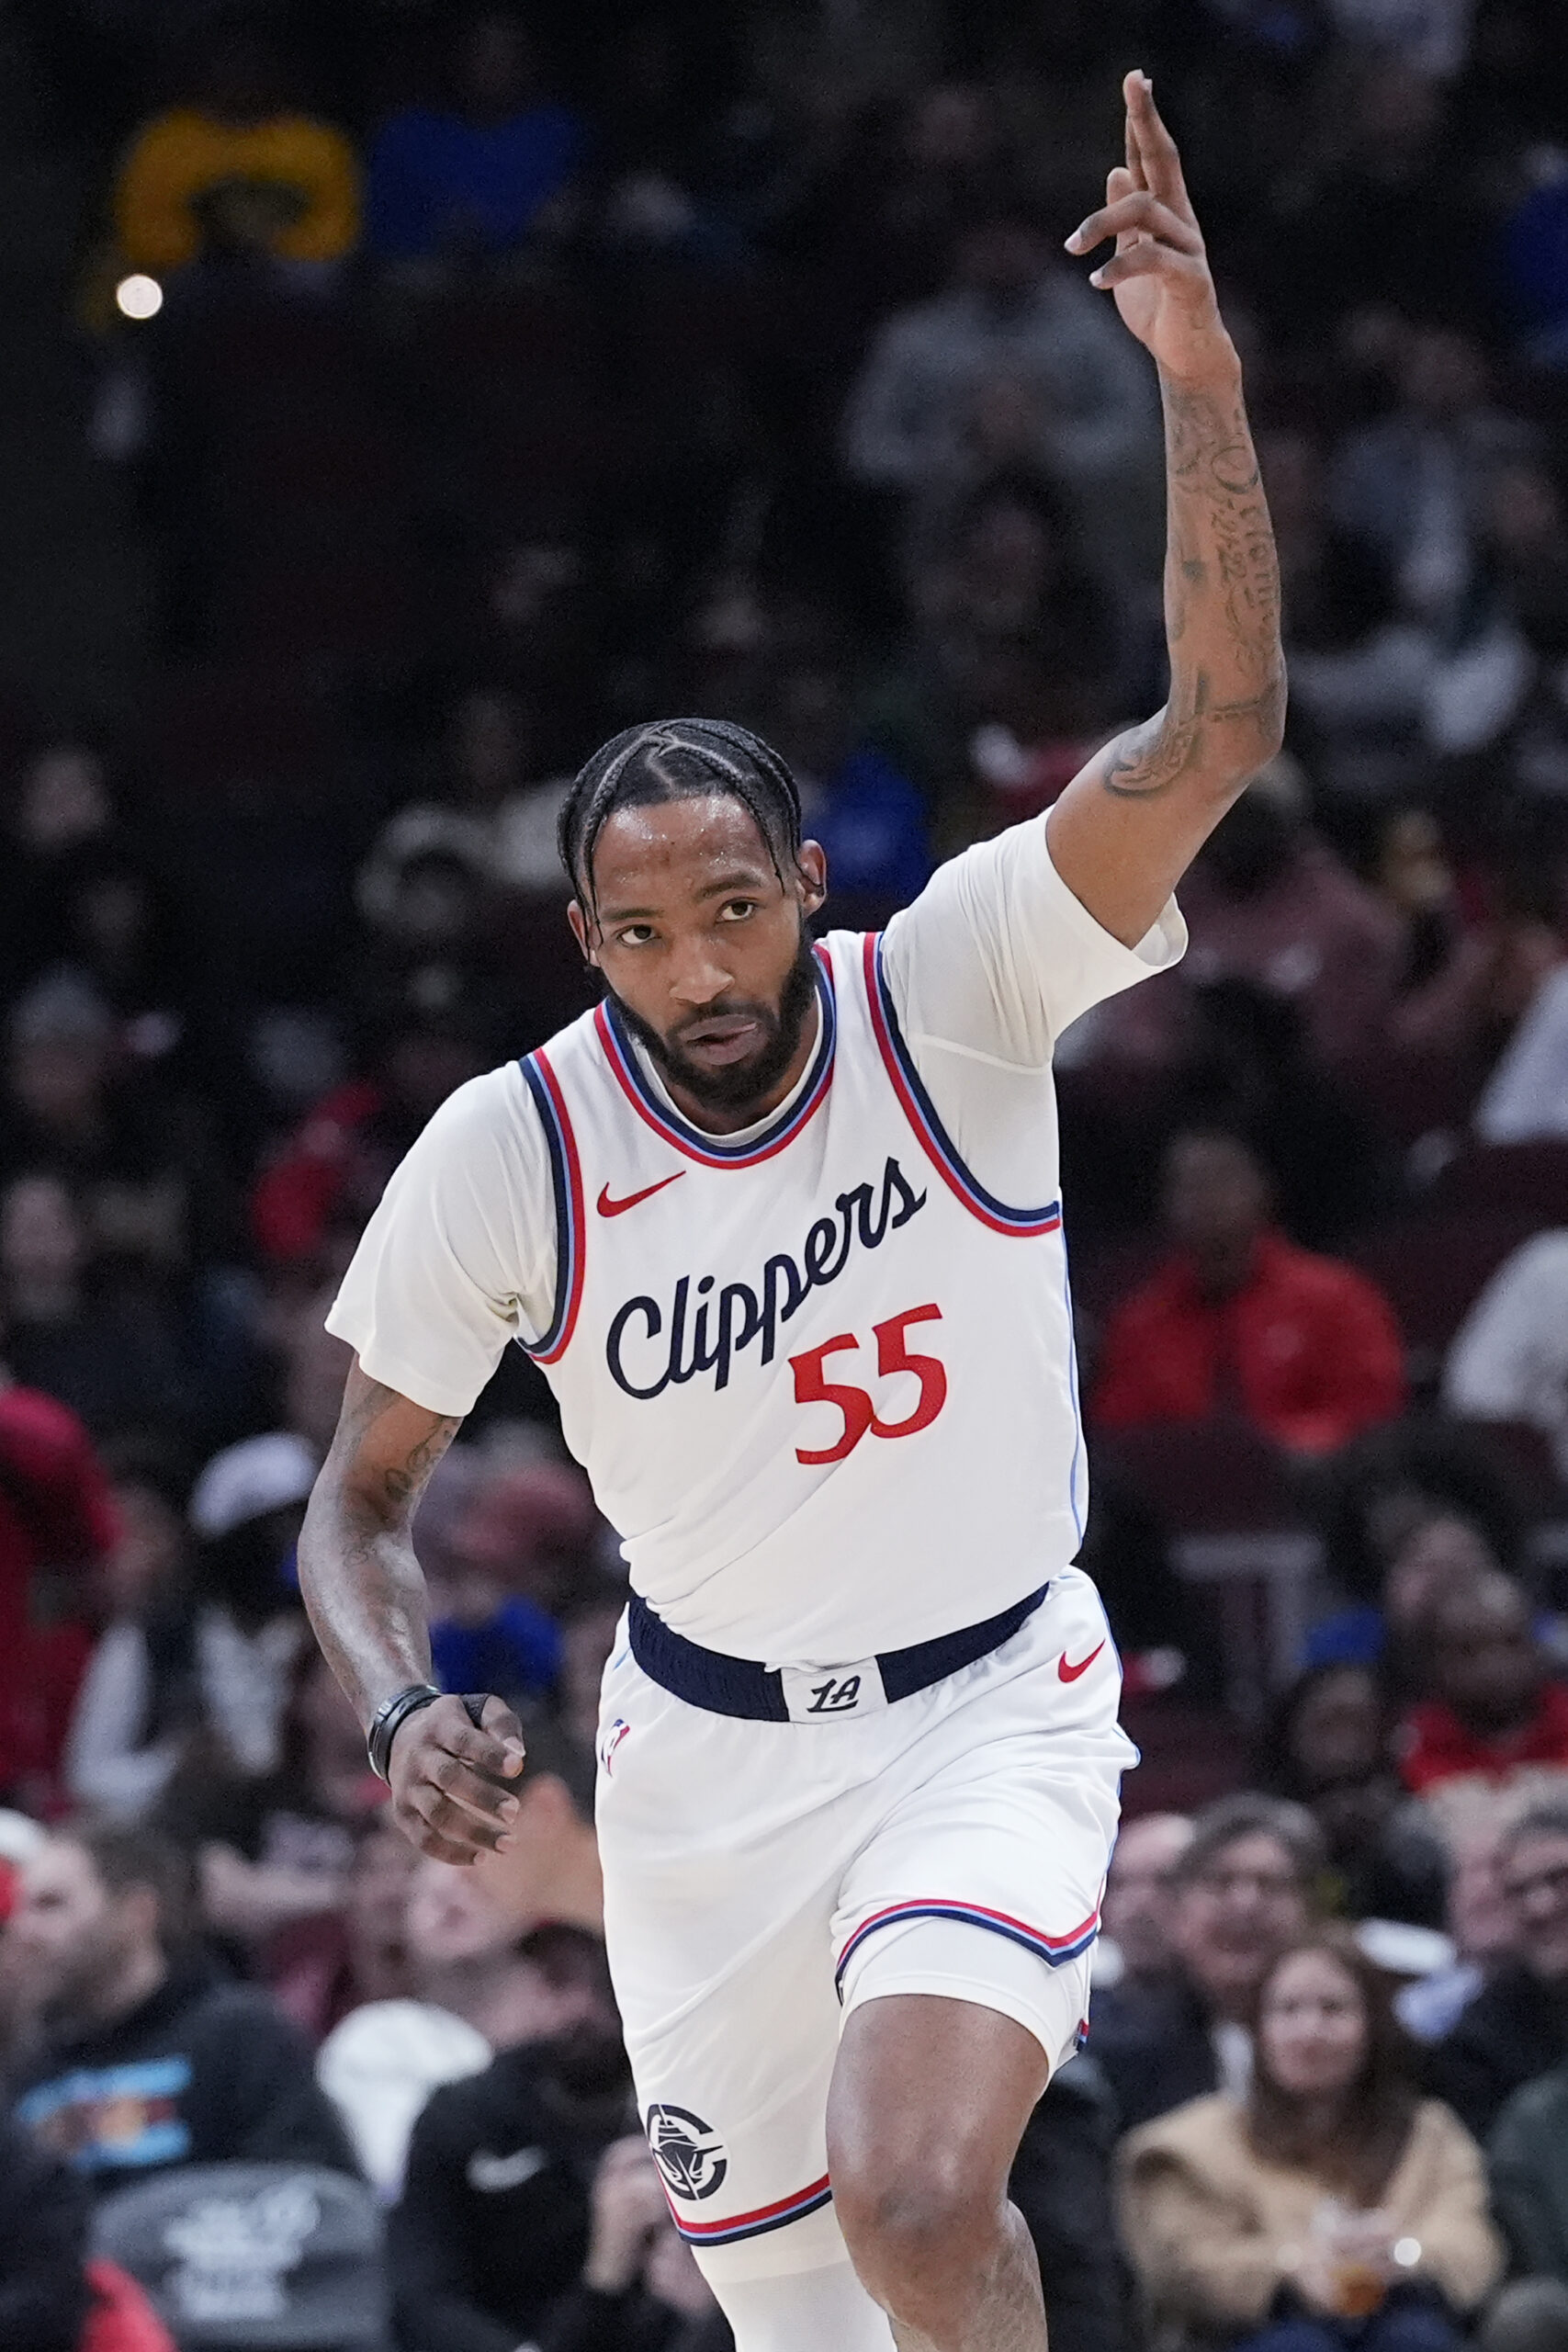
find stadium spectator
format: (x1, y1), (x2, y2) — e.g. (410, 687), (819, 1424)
(0, 743), (115, 1003)
(1118, 1928), (1503, 2350)
(1262, 1664), (1450, 1928)
(1259, 427), (1429, 791)
(1490, 2052), (1568, 2295)
(1085, 759), (1407, 1075)
(0, 2108), (92, 2352)
(0, 1370), (117, 1800)
(1267, 58), (1488, 333)
(534, 2135), (734, 2352)
(316, 1739), (603, 2196)
(425, 1458), (598, 1704)
(1445, 1231), (1568, 1483)
(1397, 1821), (1518, 2047)
(1396, 1572), (1568, 1830)
(1091, 1794), (1322, 2132)
(170, 1430), (314, 1781)
(1099, 1813), (1195, 1987)
(366, 10), (585, 269)
(1429, 1804), (1568, 2140)
(1091, 1130), (1406, 1453)
(1331, 324), (1536, 632)
(761, 655), (932, 903)
(1473, 962), (1568, 1143)
(176, 1648), (384, 1953)
(386, 1926), (632, 2346)
(840, 198), (1159, 567)
(113, 24), (359, 284)
(264, 1812), (419, 2044)
(1305, 1421), (1528, 1673)
(63, 1435), (195, 1819)
(6, 1823), (356, 2188)
(251, 1013), (489, 1266)
(0, 1170), (257, 1453)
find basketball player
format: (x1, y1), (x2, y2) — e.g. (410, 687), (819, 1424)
(299, 74), (1283, 2352)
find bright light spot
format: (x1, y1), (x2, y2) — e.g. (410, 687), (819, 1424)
(1392, 2240), (1421, 2269)
(115, 274), (164, 320)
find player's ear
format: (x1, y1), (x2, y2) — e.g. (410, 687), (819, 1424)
(796, 840), (828, 918)
(567, 898), (600, 967)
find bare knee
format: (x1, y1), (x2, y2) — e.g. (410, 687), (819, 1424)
(833, 2150), (1008, 2334)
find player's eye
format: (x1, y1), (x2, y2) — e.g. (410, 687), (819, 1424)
(615, 923), (657, 948)
(717, 898), (758, 922)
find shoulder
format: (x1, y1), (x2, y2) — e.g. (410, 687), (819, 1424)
(414, 2041), (538, 2138)
(0, 1382), (96, 1457)
(1407, 2097), (1484, 2159)
(1266, 1238), (1393, 1311)
(1104, 1260), (1190, 1329)
(400, 1060), (545, 1170)
(1491, 2064), (1568, 2146)
(1122, 2095), (1249, 2175)
(1486, 1231), (1568, 1290)
(186, 1981), (311, 2050)
(1445, 1963), (1540, 2042)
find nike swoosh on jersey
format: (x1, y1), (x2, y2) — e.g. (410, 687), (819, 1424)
(597, 1172), (685, 1217)
(1057, 1641), (1106, 1683)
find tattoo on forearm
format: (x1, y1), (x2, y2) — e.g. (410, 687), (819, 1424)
(299, 1379), (461, 1720)
(1103, 374), (1284, 799)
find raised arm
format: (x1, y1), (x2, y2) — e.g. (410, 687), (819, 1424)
(1046, 71), (1285, 947)
(298, 1362), (525, 1864)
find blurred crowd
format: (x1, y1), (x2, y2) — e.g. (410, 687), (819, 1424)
(3, 1), (1568, 2348)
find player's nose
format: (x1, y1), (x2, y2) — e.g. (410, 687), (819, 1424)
(666, 938), (735, 1004)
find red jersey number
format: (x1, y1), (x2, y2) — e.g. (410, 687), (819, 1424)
(790, 1304), (948, 1467)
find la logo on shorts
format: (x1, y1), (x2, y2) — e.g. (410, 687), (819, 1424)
(646, 2104), (728, 2201)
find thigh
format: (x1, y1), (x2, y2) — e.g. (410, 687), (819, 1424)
(832, 1569), (1129, 2074)
(594, 1642), (857, 2283)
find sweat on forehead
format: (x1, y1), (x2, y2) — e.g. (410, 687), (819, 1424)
(558, 717), (802, 905)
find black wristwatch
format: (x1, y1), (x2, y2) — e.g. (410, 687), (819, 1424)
(366, 1682), (442, 1782)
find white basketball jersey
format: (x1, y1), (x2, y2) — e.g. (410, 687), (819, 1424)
(517, 930), (1087, 1664)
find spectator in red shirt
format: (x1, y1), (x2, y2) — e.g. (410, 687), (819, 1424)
(0, 1371), (118, 1802)
(1091, 1130), (1406, 1455)
(1399, 1569), (1568, 1811)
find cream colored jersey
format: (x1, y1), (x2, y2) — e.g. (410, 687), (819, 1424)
(328, 822), (1183, 1662)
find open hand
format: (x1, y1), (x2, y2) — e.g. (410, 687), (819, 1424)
(387, 1691), (525, 1864)
(1066, 71), (1228, 381)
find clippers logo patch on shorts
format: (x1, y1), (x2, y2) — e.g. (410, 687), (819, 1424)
(646, 2104), (728, 2202)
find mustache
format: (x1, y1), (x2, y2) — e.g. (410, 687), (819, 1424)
(609, 933), (819, 1114)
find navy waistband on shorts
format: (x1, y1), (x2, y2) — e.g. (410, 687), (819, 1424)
(626, 1585), (1050, 1723)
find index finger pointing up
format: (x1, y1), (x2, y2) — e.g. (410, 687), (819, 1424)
(1124, 71), (1190, 213)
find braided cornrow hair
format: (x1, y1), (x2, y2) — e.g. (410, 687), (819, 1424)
(558, 718), (805, 922)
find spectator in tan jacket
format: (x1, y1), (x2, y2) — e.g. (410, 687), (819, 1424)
(1119, 1928), (1502, 2352)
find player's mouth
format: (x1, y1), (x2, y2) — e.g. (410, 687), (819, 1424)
(675, 1013), (765, 1065)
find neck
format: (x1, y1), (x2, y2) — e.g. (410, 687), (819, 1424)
(661, 993), (821, 1137)
(423, 1950), (525, 2032)
(1192, 1235), (1258, 1301)
(70, 1944), (167, 2037)
(1291, 2092), (1351, 2149)
(5, 1273), (79, 1323)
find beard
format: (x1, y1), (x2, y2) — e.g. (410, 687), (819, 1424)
(608, 929), (820, 1116)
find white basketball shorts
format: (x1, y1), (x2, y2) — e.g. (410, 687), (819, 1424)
(593, 1566), (1133, 2285)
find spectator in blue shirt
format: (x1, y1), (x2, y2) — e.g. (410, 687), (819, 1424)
(367, 10), (584, 266)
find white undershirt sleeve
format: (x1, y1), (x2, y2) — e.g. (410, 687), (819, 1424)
(881, 815), (1186, 1069)
(323, 1062), (558, 1419)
